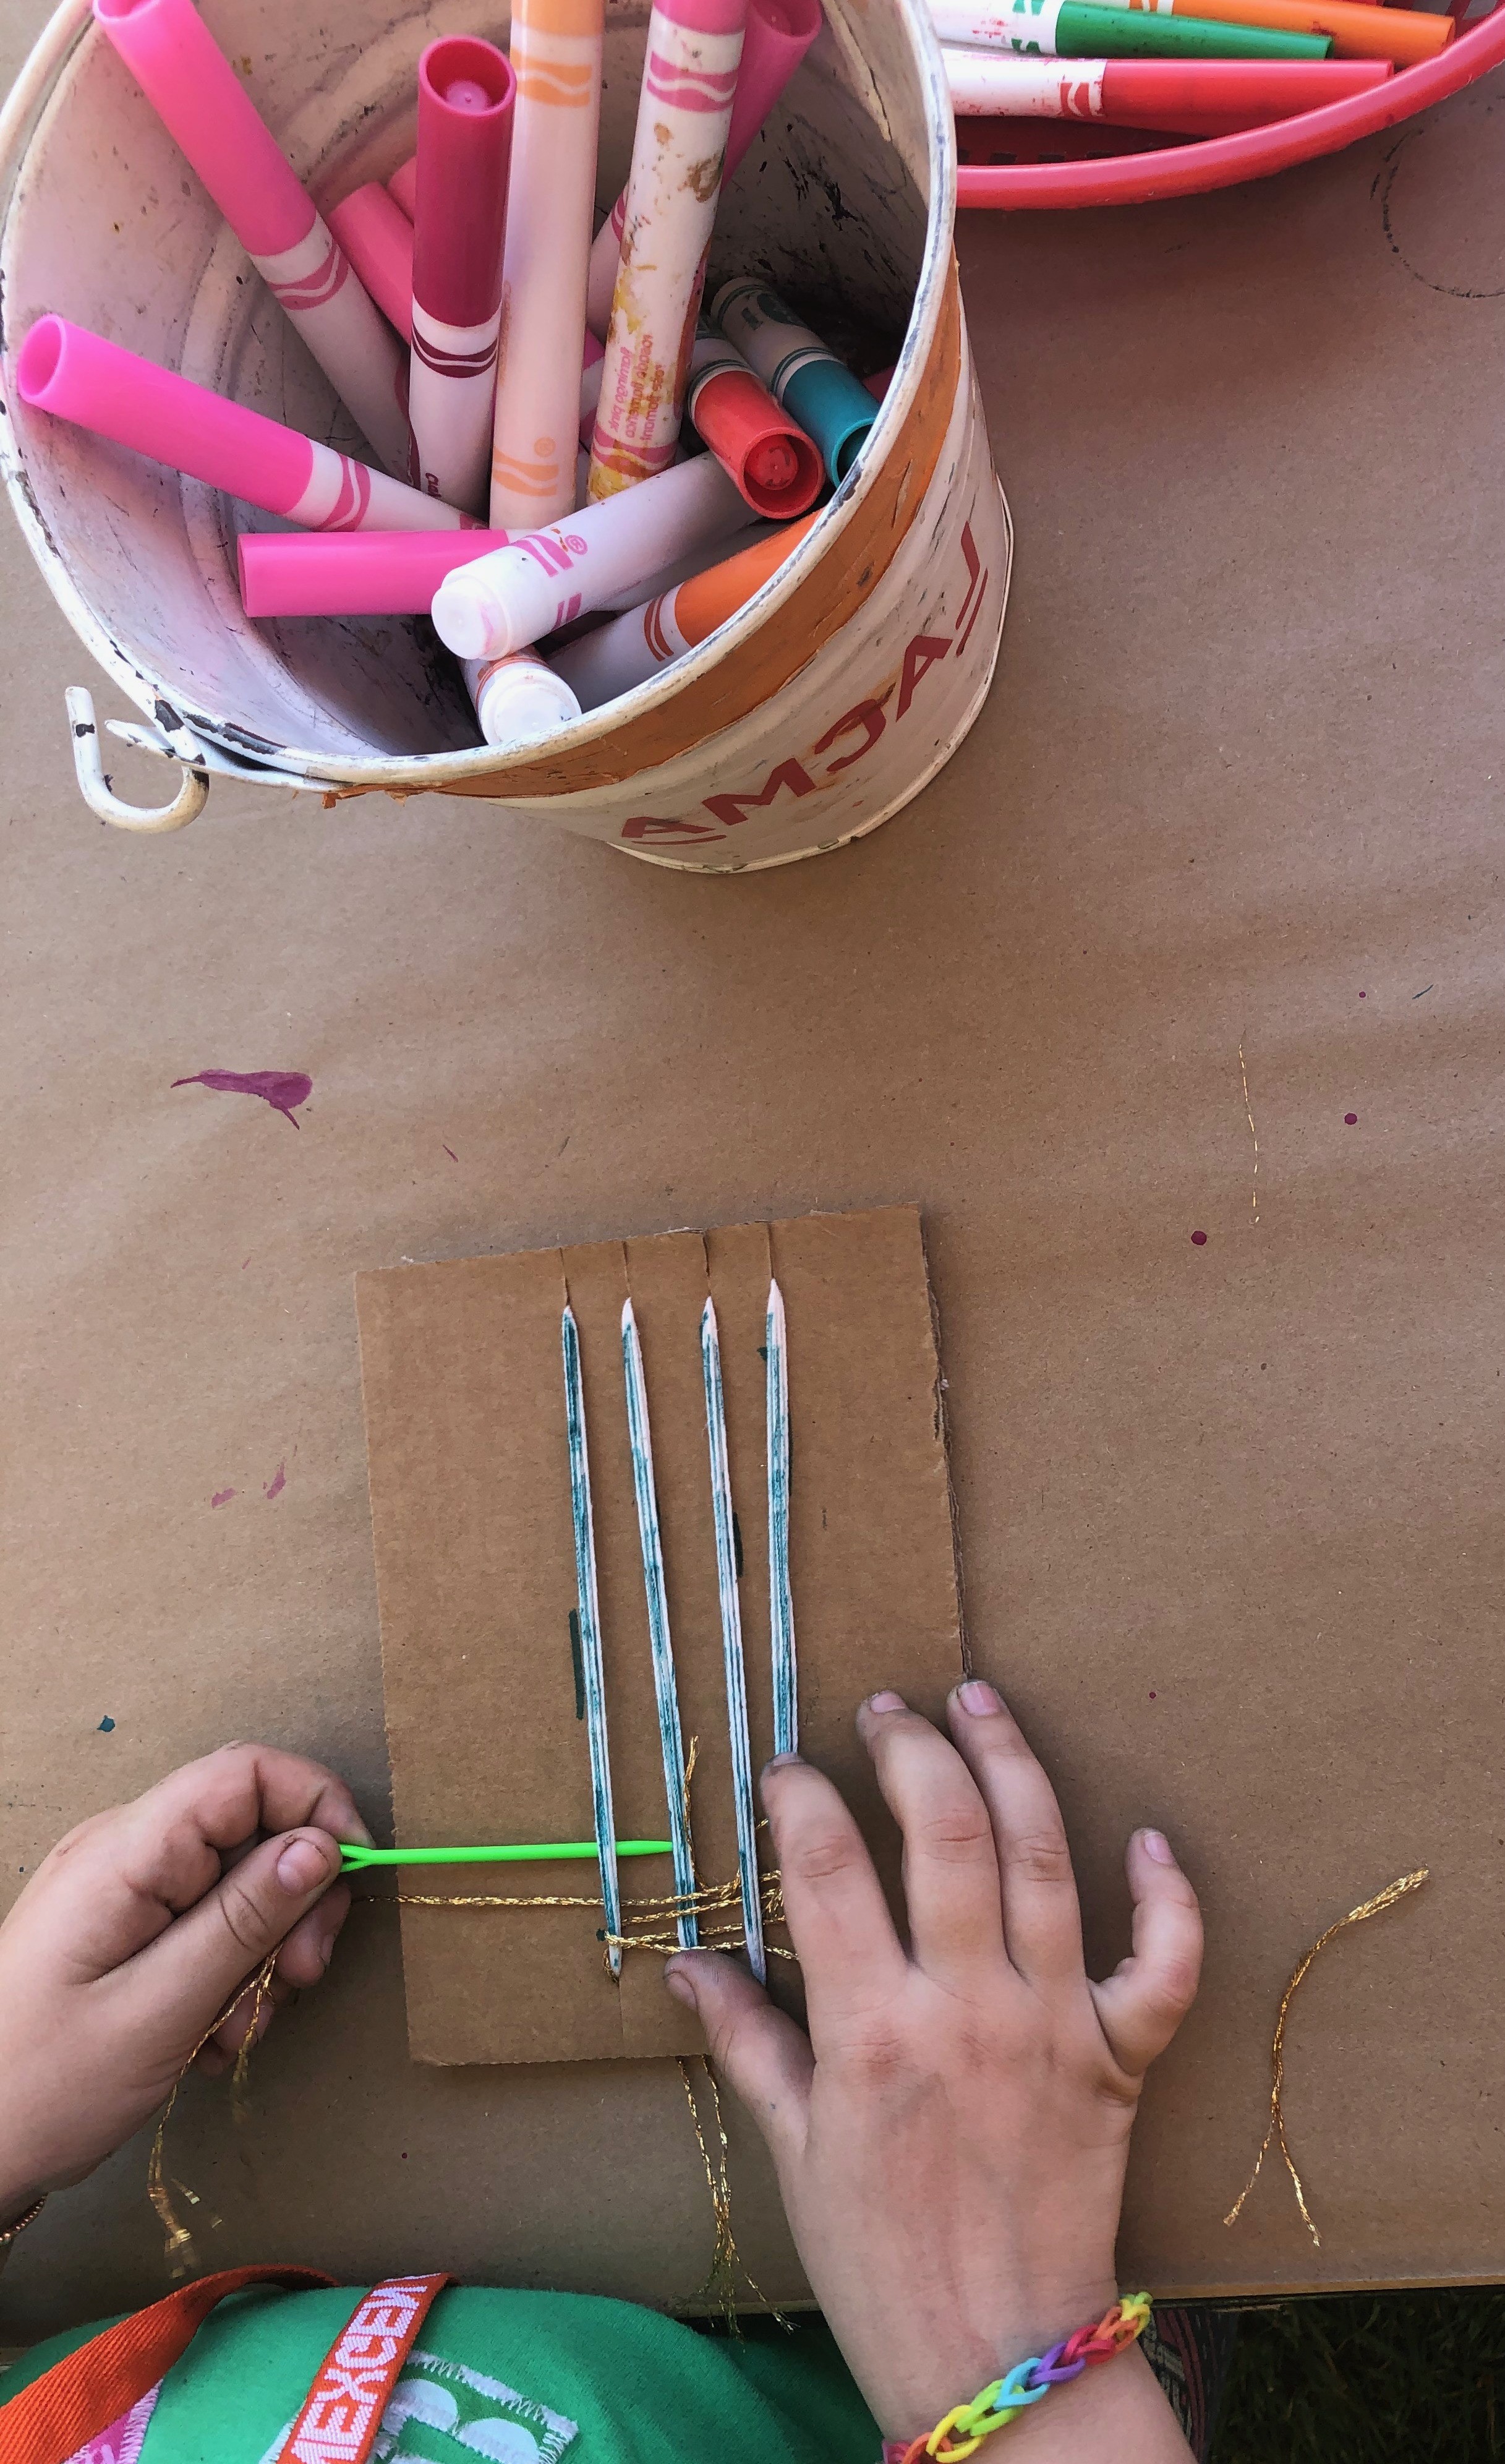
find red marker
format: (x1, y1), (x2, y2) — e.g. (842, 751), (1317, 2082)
(686, 325), (823, 518)
(942, 48), (1391, 126)
(407, 36), (515, 516)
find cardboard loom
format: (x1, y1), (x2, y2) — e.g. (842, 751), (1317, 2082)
(354, 1205), (965, 2065)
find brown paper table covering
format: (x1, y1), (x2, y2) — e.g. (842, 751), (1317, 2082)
(4, 36), (1505, 2337)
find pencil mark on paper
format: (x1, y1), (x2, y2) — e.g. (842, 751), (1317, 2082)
(1239, 1041), (1260, 1226)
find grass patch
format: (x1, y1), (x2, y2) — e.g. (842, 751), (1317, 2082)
(1212, 2290), (1505, 2463)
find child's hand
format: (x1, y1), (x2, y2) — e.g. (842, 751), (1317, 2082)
(0, 1743), (367, 2230)
(666, 1683), (1203, 2458)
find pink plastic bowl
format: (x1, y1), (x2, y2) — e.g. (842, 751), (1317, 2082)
(955, 2), (1505, 205)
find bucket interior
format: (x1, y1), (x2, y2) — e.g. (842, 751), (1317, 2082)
(1, 0), (934, 769)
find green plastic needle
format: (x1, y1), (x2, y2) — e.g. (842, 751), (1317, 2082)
(338, 1839), (673, 1874)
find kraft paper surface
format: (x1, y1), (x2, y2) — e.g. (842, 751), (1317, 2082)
(5, 35), (1505, 2336)
(354, 1207), (963, 2065)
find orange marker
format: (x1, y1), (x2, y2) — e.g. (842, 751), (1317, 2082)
(1093, 0), (1449, 64)
(551, 515), (817, 708)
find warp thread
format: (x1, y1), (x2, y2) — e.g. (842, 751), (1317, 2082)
(1224, 1865), (1430, 2248)
(678, 2055), (787, 2332)
(148, 1949), (276, 2275)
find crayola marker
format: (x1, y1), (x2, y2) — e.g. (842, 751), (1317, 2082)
(1078, 0), (1448, 60)
(586, 0), (747, 502)
(490, 0), (605, 529)
(941, 47), (1391, 120)
(552, 511), (817, 707)
(686, 324), (824, 518)
(710, 281), (876, 486)
(432, 452), (748, 657)
(92, 0), (409, 475)
(408, 36), (515, 516)
(462, 648), (582, 746)
(931, 0), (1330, 54)
(586, 0), (822, 337)
(16, 315), (475, 534)
(327, 183), (415, 340)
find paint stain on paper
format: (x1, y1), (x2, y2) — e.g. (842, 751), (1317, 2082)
(1345, 1113), (1359, 1126)
(172, 1069), (312, 1126)
(97, 1716), (116, 1732)
(210, 1488), (237, 1507)
(264, 1463), (286, 1500)
(443, 1145), (458, 1163)
(1191, 1230), (1208, 1247)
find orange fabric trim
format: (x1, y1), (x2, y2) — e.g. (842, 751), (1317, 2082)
(282, 2275), (448, 2464)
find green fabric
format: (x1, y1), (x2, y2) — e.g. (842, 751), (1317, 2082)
(1, 2285), (881, 2463)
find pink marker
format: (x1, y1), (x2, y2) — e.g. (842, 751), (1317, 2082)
(387, 156), (419, 220)
(587, 0), (748, 501)
(409, 37), (515, 517)
(585, 0), (822, 339)
(239, 527), (513, 617)
(16, 317), (473, 534)
(327, 184), (415, 341)
(93, 0), (409, 476)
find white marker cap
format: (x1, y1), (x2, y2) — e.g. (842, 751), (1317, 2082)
(464, 650), (581, 750)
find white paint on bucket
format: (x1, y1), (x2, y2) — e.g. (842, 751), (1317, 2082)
(0, 0), (1010, 867)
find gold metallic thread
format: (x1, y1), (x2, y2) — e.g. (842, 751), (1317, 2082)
(1224, 1866), (1429, 2247)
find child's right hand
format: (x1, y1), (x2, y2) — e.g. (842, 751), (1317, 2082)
(666, 1682), (1203, 2460)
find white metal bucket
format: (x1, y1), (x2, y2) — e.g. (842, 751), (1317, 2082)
(0, 0), (1011, 870)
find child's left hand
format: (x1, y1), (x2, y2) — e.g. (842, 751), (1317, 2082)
(0, 1743), (367, 2231)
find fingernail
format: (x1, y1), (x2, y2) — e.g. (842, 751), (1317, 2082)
(866, 1690), (906, 1714)
(1142, 1829), (1177, 1865)
(764, 1751), (803, 1772)
(277, 1835), (335, 1894)
(957, 1679), (1002, 1715)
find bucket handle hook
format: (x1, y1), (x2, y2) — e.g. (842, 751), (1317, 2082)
(65, 687), (208, 832)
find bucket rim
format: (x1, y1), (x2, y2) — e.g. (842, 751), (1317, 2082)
(0, 0), (960, 795)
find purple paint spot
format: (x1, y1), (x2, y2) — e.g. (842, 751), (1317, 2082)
(172, 1069), (312, 1127)
(264, 1462), (286, 1501)
(242, 1256), (252, 1269)
(1148, 1691), (1157, 1701)
(1190, 1230), (1208, 1246)
(443, 1144), (458, 1163)
(1344, 1112), (1358, 1126)
(1359, 990), (1366, 998)
(210, 1487), (237, 1508)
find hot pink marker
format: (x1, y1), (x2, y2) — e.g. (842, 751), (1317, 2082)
(93, 0), (410, 475)
(239, 527), (511, 616)
(16, 316), (474, 533)
(409, 36), (515, 516)
(327, 184), (415, 341)
(584, 0), (822, 337)
(387, 156), (419, 220)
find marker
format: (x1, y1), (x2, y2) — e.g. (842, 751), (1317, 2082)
(386, 156), (419, 220)
(1080, 0), (1450, 61)
(710, 280), (877, 487)
(409, 36), (515, 516)
(462, 648), (582, 746)
(686, 325), (824, 518)
(586, 0), (823, 337)
(932, 0), (1331, 54)
(432, 451), (749, 657)
(339, 1839), (672, 1871)
(327, 184), (415, 341)
(16, 316), (475, 534)
(92, 0), (409, 476)
(552, 512), (817, 706)
(941, 48), (1392, 121)
(489, 0), (605, 531)
(587, 0), (748, 501)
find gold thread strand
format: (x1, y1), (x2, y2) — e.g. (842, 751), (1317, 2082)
(677, 2057), (787, 2332)
(148, 1949), (276, 2275)
(1224, 1866), (1429, 2246)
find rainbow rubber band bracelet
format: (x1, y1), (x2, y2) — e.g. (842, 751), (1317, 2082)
(338, 1840), (673, 1872)
(881, 2293), (1153, 2464)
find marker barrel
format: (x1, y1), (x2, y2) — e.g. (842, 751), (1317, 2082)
(711, 280), (877, 486)
(327, 184), (415, 340)
(686, 326), (824, 516)
(585, 0), (822, 335)
(490, 0), (605, 529)
(432, 451), (748, 657)
(933, 0), (1329, 54)
(463, 648), (582, 746)
(409, 36), (515, 516)
(17, 315), (471, 534)
(1082, 0), (1449, 61)
(92, 0), (410, 474)
(553, 510), (817, 706)
(587, 0), (748, 501)
(239, 526), (513, 617)
(942, 46), (1391, 119)
(387, 156), (419, 219)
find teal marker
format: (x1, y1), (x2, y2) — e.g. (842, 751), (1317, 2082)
(931, 0), (1329, 52)
(339, 1839), (673, 1873)
(710, 280), (876, 490)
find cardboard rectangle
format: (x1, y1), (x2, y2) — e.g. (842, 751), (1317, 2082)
(354, 1205), (965, 2066)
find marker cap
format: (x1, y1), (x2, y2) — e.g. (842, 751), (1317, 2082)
(466, 649), (582, 747)
(780, 357), (875, 484)
(688, 359), (823, 515)
(414, 36), (516, 327)
(239, 527), (511, 617)
(327, 184), (415, 339)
